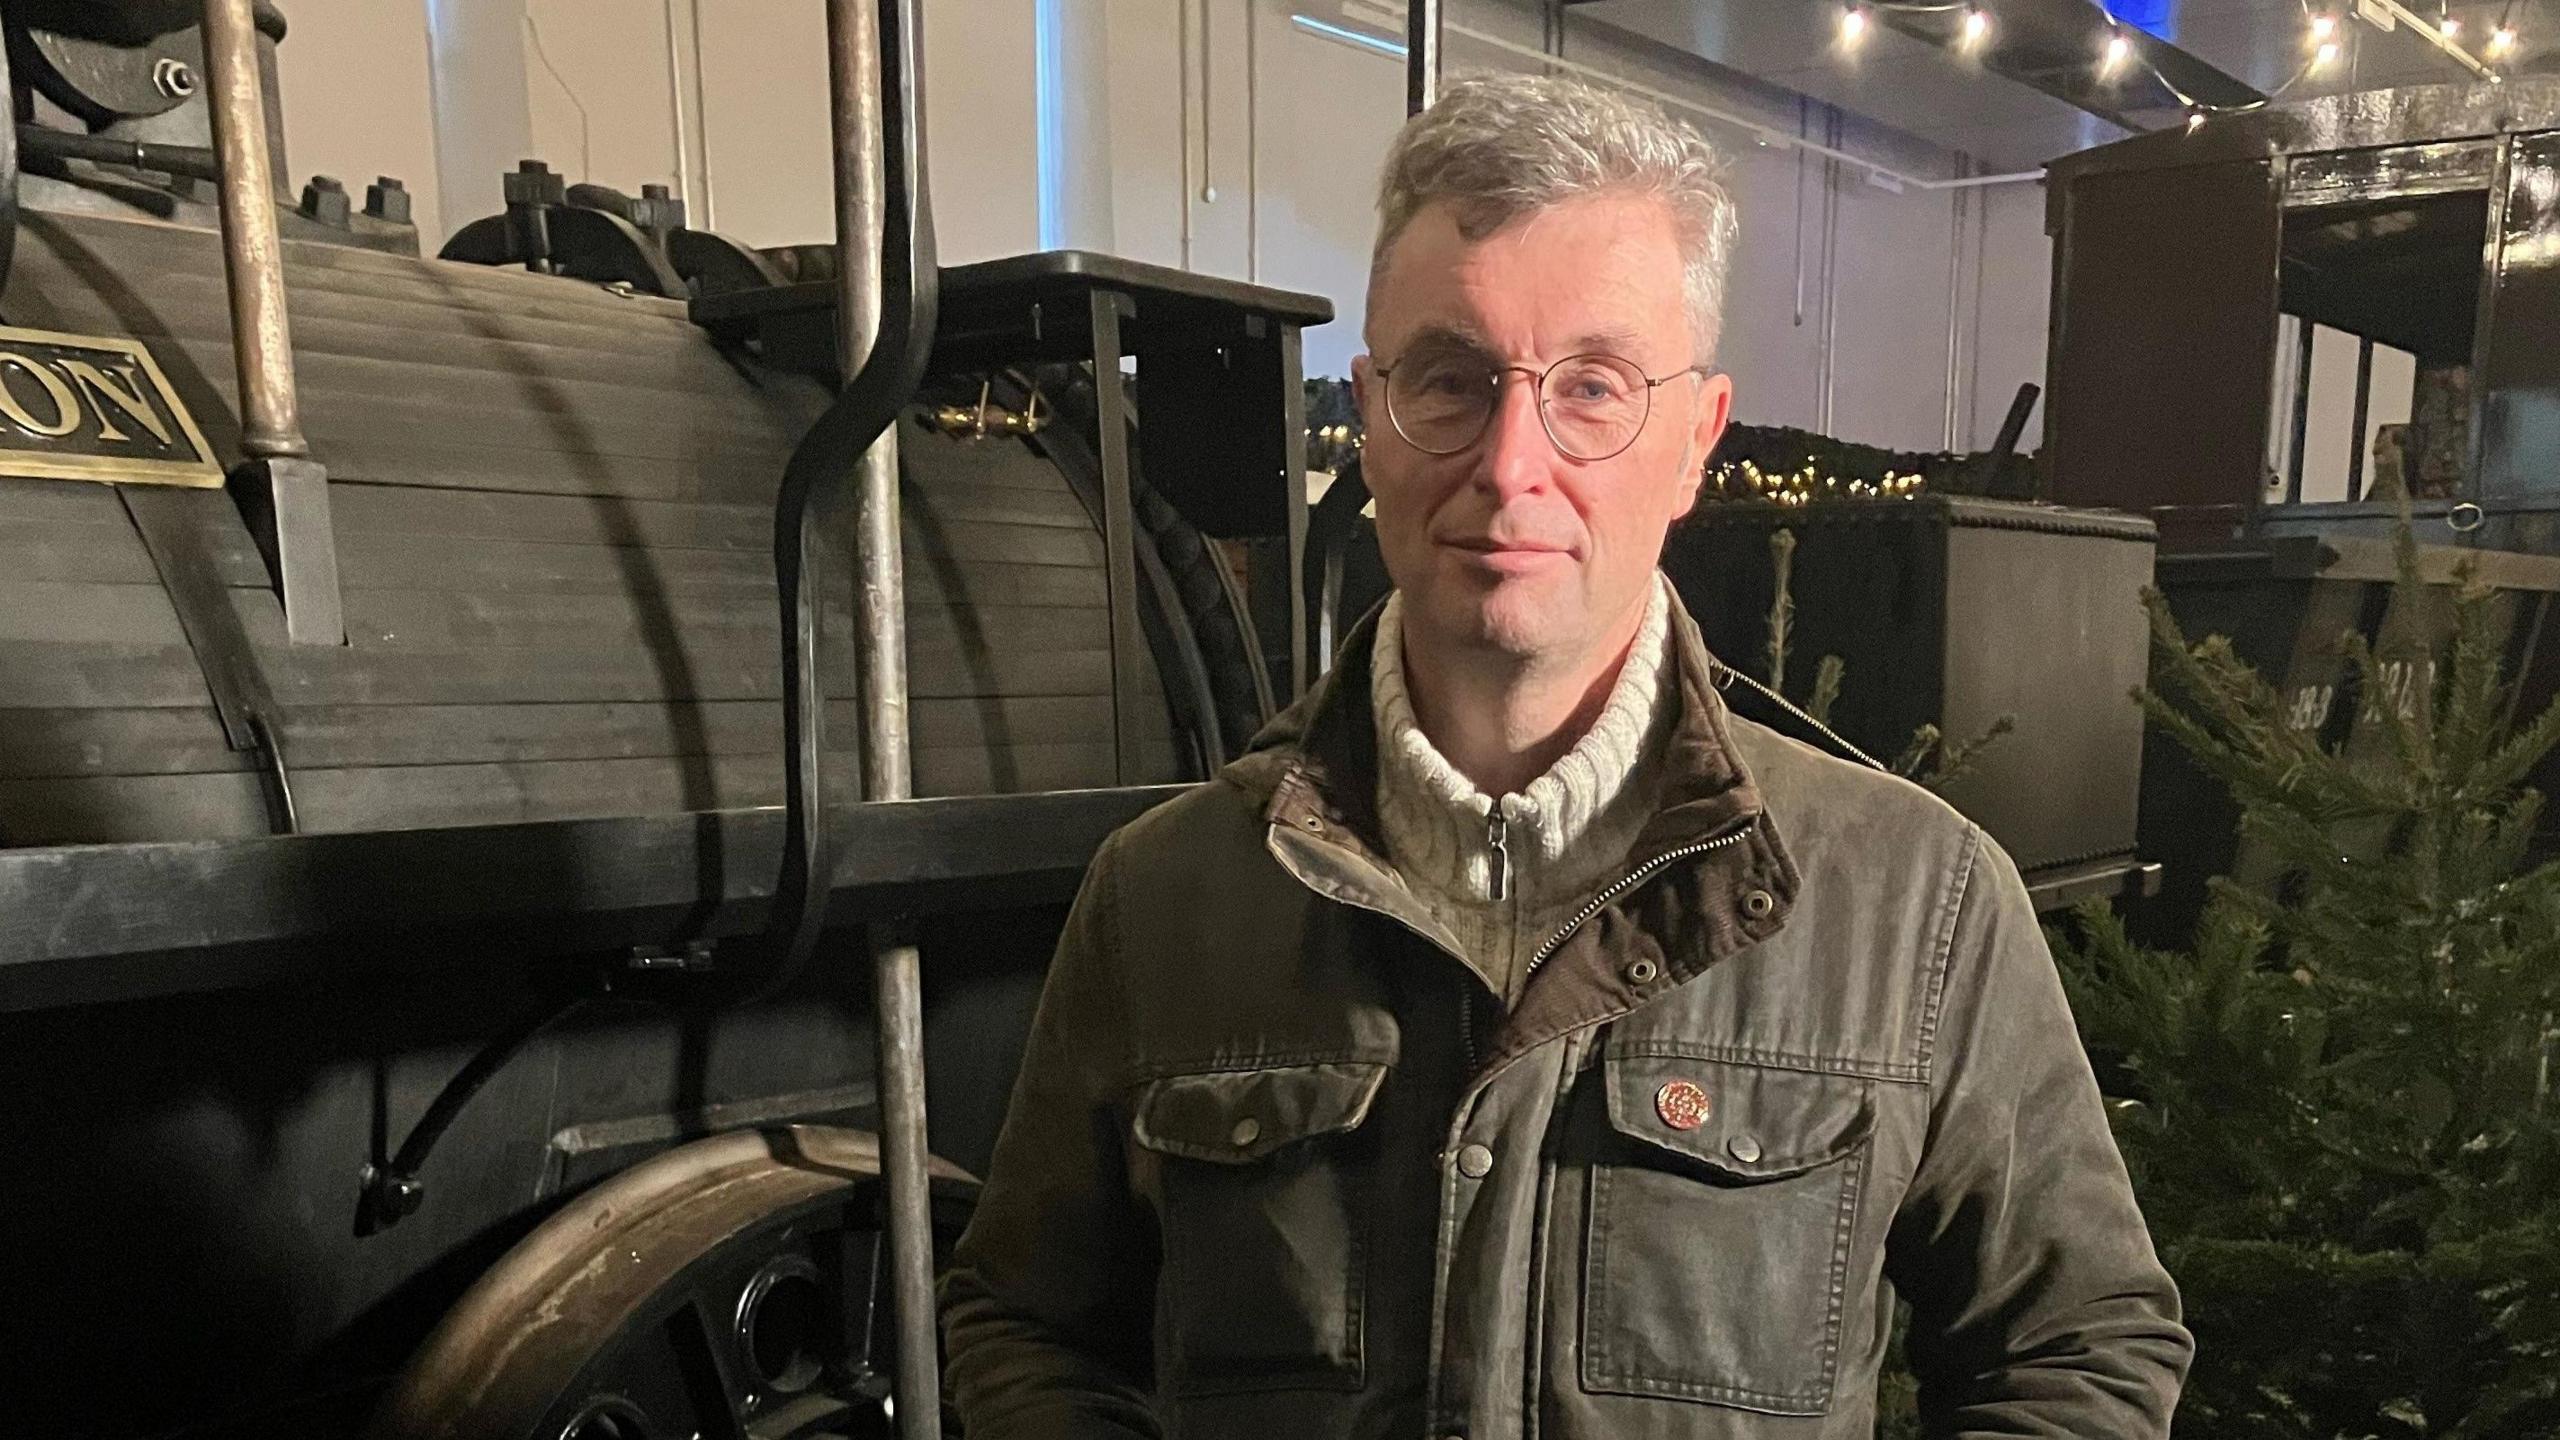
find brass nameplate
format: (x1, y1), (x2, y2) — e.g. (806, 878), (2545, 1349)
(0, 325), (222, 487)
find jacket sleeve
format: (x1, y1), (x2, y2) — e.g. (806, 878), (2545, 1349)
(941, 829), (1163, 1440)
(1883, 826), (2194, 1438)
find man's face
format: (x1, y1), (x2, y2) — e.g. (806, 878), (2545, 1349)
(1353, 191), (1732, 669)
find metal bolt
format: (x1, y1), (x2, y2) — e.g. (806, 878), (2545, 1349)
(364, 175), (412, 225)
(152, 57), (196, 99)
(299, 175), (351, 227)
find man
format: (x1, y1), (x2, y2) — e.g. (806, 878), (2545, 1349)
(942, 73), (2191, 1438)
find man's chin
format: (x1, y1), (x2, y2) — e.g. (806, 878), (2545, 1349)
(1416, 589), (1568, 661)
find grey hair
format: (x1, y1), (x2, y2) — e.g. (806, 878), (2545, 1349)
(1368, 72), (1739, 362)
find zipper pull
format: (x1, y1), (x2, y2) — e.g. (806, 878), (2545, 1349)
(1487, 809), (1511, 902)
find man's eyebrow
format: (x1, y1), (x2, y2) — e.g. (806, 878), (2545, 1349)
(1395, 322), (1491, 354)
(1569, 327), (1646, 356)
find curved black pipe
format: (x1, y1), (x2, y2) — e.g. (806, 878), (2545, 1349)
(1302, 454), (1372, 674)
(756, 0), (937, 1002)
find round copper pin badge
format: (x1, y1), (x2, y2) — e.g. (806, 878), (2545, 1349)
(1654, 1079), (1711, 1132)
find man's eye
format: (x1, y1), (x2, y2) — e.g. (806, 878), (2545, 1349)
(1555, 363), (1634, 402)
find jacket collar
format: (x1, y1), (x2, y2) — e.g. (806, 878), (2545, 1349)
(1226, 581), (1801, 1052)
(1234, 581), (1773, 862)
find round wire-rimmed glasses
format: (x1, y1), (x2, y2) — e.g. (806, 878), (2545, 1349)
(1375, 348), (1711, 462)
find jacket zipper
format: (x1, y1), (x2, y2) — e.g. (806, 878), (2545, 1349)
(1485, 810), (1511, 902)
(1455, 812), (1761, 1076)
(1519, 814), (1762, 982)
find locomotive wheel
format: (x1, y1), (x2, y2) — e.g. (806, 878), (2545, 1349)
(366, 1126), (977, 1440)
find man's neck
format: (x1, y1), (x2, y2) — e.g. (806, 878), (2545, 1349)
(1399, 600), (1649, 797)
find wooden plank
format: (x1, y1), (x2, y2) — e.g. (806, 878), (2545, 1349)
(321, 477), (1092, 553)
(318, 438), (779, 503)
(8, 265), (808, 392)
(0, 739), (1174, 844)
(142, 335), (810, 469)
(0, 510), (1112, 606)
(0, 695), (1172, 779)
(0, 577), (1116, 655)
(18, 212), (714, 336)
(0, 633), (1150, 708)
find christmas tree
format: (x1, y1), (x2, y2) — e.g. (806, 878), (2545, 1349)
(2055, 528), (2560, 1437)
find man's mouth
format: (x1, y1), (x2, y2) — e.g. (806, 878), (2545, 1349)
(1442, 537), (1569, 555)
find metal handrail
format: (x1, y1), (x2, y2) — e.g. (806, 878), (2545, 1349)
(760, 0), (941, 1433)
(200, 0), (304, 462)
(198, 0), (340, 649)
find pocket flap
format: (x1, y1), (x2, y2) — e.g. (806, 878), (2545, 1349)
(1131, 1061), (1389, 1163)
(1602, 1054), (1874, 1180)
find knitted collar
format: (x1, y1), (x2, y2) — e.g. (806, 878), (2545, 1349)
(1368, 573), (1677, 904)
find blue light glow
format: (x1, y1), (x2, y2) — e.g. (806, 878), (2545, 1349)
(1036, 0), (1067, 250)
(2106, 0), (2177, 41)
(1289, 14), (1409, 60)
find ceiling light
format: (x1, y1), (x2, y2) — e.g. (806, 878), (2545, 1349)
(2186, 105), (2208, 132)
(2438, 14), (2461, 38)
(1962, 6), (1991, 45)
(2314, 38), (2342, 64)
(1841, 4), (1869, 43)
(2310, 12), (2337, 41)
(2489, 23), (2518, 55)
(2101, 29), (2133, 73)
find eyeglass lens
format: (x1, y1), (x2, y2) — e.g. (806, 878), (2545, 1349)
(1385, 349), (1654, 461)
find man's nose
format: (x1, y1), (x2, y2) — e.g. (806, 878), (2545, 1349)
(1472, 377), (1553, 498)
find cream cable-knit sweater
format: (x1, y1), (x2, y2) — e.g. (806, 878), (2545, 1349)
(1370, 572), (1678, 1007)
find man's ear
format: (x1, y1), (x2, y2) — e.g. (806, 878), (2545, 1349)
(1671, 371), (1734, 519)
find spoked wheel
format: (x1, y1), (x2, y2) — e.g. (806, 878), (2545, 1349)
(366, 1126), (977, 1440)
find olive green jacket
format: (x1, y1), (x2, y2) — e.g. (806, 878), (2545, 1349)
(941, 589), (2191, 1438)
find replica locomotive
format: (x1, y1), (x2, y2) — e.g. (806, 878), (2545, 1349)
(0, 1), (1322, 1435)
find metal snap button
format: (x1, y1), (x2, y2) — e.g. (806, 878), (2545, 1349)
(1742, 888), (1776, 920)
(1456, 1142), (1494, 1178)
(1300, 814), (1324, 832)
(1230, 1116), (1262, 1147)
(1654, 1080), (1711, 1131)
(1728, 1133), (1763, 1164)
(1624, 957), (1659, 985)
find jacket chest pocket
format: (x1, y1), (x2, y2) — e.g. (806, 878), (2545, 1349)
(1129, 1060), (1386, 1397)
(1580, 1053), (1876, 1416)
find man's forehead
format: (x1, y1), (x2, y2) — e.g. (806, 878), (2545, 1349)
(1370, 193), (1685, 355)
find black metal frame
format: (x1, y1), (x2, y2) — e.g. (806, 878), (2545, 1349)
(0, 785), (1181, 1014)
(705, 248), (1333, 755)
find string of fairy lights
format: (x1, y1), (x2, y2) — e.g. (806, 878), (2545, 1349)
(1835, 1), (2532, 130)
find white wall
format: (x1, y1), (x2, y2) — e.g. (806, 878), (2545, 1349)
(277, 0), (450, 240)
(266, 0), (2052, 452)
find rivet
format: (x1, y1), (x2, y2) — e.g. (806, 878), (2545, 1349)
(1230, 1116), (1261, 1146)
(1300, 815), (1324, 832)
(1728, 1133), (1763, 1164)
(1654, 1079), (1711, 1131)
(1456, 1142), (1494, 1178)
(1624, 957), (1659, 985)
(1742, 888), (1776, 920)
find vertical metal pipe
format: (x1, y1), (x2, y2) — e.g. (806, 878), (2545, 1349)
(1177, 0), (1193, 268)
(1942, 160), (1967, 452)
(829, 0), (909, 802)
(1407, 0), (1440, 114)
(1197, 0), (1214, 203)
(690, 0), (718, 230)
(663, 0), (693, 218)
(826, 2), (935, 1436)
(201, 0), (306, 460)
